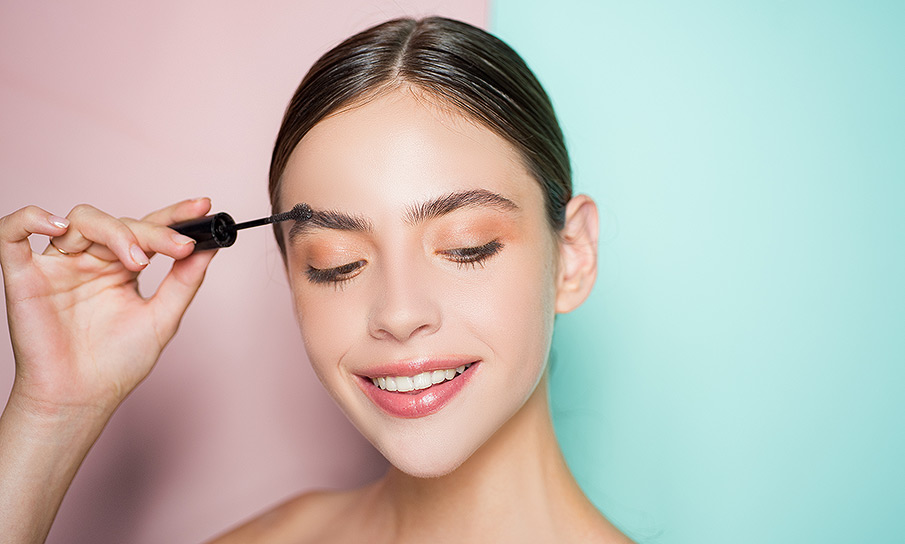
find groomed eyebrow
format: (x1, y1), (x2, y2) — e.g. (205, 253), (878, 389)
(287, 188), (519, 244)
(404, 189), (519, 225)
(288, 208), (373, 242)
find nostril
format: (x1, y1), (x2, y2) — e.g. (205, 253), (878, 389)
(369, 322), (438, 342)
(367, 306), (441, 342)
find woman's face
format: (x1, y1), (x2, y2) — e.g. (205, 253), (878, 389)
(279, 88), (560, 477)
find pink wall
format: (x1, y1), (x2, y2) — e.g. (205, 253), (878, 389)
(0, 2), (487, 542)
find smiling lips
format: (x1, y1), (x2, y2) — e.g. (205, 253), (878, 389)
(357, 361), (478, 418)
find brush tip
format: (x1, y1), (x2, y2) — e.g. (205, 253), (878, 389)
(290, 203), (313, 222)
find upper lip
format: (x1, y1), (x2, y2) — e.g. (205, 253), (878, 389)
(356, 357), (480, 378)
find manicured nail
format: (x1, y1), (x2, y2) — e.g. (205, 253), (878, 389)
(130, 245), (149, 266)
(172, 232), (196, 245)
(49, 215), (69, 229)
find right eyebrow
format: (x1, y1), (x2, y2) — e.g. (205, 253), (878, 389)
(287, 209), (373, 243)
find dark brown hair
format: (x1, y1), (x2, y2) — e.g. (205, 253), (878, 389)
(269, 16), (571, 252)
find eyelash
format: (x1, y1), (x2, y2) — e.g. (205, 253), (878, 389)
(305, 239), (504, 286)
(306, 260), (365, 287)
(442, 239), (503, 269)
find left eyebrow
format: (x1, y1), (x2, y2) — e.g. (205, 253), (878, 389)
(403, 189), (519, 225)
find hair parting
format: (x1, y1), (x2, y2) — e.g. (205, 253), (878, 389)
(269, 17), (571, 254)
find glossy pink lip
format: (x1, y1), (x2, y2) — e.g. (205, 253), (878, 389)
(358, 357), (479, 379)
(355, 360), (480, 419)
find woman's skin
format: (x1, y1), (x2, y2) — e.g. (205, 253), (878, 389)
(210, 87), (631, 543)
(0, 86), (632, 543)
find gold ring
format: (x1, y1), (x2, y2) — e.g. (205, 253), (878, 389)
(49, 239), (81, 256)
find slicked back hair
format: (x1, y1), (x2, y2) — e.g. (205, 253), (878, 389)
(269, 16), (571, 253)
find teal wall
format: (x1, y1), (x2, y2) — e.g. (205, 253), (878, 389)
(492, 2), (905, 543)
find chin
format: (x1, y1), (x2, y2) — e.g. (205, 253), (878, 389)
(392, 458), (466, 479)
(349, 406), (497, 479)
(377, 436), (477, 478)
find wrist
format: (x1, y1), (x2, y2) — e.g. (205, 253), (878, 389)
(0, 386), (114, 544)
(6, 384), (116, 432)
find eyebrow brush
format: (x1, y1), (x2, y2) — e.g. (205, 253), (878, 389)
(170, 203), (312, 251)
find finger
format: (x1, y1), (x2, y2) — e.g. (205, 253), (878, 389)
(119, 218), (197, 261)
(149, 248), (217, 336)
(42, 204), (150, 272)
(143, 197), (212, 226)
(0, 206), (70, 271)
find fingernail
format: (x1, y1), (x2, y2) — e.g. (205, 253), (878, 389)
(49, 216), (69, 229)
(172, 232), (196, 245)
(130, 245), (149, 266)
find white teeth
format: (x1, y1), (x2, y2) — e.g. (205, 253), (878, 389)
(412, 372), (432, 390)
(396, 376), (414, 392)
(370, 363), (472, 392)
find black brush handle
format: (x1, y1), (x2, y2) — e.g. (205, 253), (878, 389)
(170, 212), (237, 251)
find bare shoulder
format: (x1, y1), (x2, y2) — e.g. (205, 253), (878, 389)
(204, 487), (361, 544)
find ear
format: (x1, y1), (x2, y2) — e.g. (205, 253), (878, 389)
(555, 194), (599, 314)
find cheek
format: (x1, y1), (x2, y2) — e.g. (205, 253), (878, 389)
(287, 273), (363, 390)
(454, 231), (558, 380)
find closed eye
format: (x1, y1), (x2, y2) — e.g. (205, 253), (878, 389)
(306, 260), (366, 285)
(441, 239), (504, 269)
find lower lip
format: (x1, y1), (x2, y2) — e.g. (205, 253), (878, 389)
(357, 364), (479, 419)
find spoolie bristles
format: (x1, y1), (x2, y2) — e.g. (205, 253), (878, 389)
(268, 203), (312, 224)
(287, 203), (313, 222)
(232, 203), (312, 232)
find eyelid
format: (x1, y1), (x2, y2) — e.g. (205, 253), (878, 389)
(306, 259), (366, 285)
(440, 239), (504, 266)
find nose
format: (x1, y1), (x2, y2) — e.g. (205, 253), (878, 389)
(367, 258), (441, 343)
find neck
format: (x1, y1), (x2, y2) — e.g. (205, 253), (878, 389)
(362, 372), (616, 542)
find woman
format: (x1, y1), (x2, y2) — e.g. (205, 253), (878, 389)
(0, 17), (633, 543)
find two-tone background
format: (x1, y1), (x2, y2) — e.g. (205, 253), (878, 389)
(2, 2), (902, 542)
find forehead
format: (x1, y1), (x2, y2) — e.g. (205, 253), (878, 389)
(278, 88), (543, 216)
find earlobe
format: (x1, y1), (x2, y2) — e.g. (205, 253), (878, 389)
(554, 194), (599, 313)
